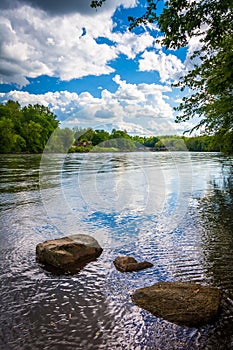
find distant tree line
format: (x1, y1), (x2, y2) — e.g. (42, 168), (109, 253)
(71, 127), (223, 153)
(0, 101), (231, 154)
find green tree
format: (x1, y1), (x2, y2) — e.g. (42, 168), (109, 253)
(92, 129), (110, 146)
(0, 101), (59, 153)
(76, 127), (95, 142)
(183, 135), (220, 152)
(111, 129), (131, 139)
(131, 135), (145, 145)
(59, 128), (74, 150)
(144, 136), (159, 148)
(0, 118), (18, 153)
(22, 104), (58, 144)
(45, 128), (74, 153)
(22, 120), (43, 153)
(73, 127), (88, 141)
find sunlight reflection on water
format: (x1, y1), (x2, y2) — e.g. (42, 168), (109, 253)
(39, 152), (194, 245)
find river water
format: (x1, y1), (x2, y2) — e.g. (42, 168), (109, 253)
(0, 152), (233, 350)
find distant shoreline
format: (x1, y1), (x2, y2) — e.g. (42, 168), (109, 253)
(0, 150), (223, 155)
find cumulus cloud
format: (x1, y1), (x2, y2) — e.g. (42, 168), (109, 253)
(0, 1), (197, 136)
(0, 0), (183, 87)
(0, 4), (120, 85)
(0, 1), (144, 86)
(0, 75), (180, 135)
(110, 31), (156, 59)
(139, 51), (185, 83)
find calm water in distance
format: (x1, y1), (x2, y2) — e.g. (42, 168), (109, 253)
(0, 152), (233, 349)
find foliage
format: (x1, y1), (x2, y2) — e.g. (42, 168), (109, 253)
(73, 127), (136, 152)
(143, 136), (160, 148)
(183, 135), (220, 152)
(111, 129), (131, 139)
(90, 0), (107, 8)
(92, 129), (110, 146)
(158, 136), (187, 151)
(212, 129), (233, 155)
(72, 126), (220, 152)
(0, 100), (59, 153)
(46, 128), (74, 153)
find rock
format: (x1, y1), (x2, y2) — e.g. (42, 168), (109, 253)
(113, 256), (153, 272)
(131, 282), (222, 327)
(36, 234), (103, 273)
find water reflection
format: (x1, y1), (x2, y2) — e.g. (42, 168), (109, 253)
(199, 174), (233, 291)
(39, 152), (193, 240)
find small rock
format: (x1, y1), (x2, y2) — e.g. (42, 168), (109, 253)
(113, 256), (153, 272)
(131, 281), (222, 327)
(36, 234), (103, 273)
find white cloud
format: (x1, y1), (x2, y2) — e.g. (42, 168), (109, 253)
(0, 1), (163, 86)
(0, 4), (119, 85)
(0, 75), (182, 135)
(0, 0), (196, 137)
(110, 31), (155, 59)
(139, 51), (185, 83)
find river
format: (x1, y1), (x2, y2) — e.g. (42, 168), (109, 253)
(0, 152), (233, 349)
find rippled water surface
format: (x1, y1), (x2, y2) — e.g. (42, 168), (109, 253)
(0, 152), (233, 349)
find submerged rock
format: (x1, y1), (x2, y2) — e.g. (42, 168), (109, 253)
(131, 282), (222, 327)
(113, 256), (153, 272)
(36, 234), (103, 273)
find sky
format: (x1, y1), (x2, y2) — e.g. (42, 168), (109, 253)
(0, 0), (200, 136)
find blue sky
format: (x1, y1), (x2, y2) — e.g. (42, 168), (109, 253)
(0, 0), (200, 135)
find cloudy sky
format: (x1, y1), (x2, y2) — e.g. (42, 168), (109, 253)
(0, 0), (199, 135)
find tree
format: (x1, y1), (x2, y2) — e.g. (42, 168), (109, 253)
(45, 127), (74, 153)
(92, 129), (110, 146)
(91, 0), (233, 153)
(75, 127), (95, 142)
(22, 120), (43, 153)
(143, 136), (159, 148)
(111, 129), (131, 139)
(0, 101), (59, 153)
(0, 118), (18, 153)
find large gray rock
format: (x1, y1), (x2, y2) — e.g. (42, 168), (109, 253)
(131, 282), (222, 327)
(114, 256), (153, 272)
(36, 234), (103, 273)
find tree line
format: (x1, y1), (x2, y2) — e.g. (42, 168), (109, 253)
(0, 101), (231, 154)
(71, 127), (222, 153)
(0, 100), (233, 154)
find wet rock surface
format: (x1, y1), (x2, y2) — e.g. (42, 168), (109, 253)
(36, 234), (103, 273)
(113, 256), (153, 272)
(131, 281), (222, 327)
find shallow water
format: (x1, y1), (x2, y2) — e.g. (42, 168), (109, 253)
(0, 152), (233, 349)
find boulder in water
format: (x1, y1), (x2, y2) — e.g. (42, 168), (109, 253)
(131, 281), (222, 327)
(113, 256), (153, 272)
(36, 234), (103, 273)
